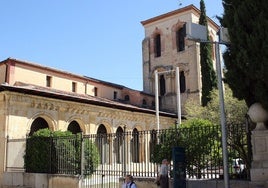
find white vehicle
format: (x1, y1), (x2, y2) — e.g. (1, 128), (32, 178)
(232, 158), (245, 174)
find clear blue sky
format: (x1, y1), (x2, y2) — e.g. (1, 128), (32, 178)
(0, 0), (223, 91)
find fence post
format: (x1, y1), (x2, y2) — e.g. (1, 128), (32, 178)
(123, 125), (127, 177)
(80, 133), (84, 177)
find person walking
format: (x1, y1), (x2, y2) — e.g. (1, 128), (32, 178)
(122, 174), (137, 188)
(159, 159), (169, 188)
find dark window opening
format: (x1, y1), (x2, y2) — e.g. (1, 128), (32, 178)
(180, 71), (186, 93)
(177, 26), (185, 52)
(160, 75), (166, 96)
(124, 95), (130, 101)
(46, 76), (52, 87)
(142, 99), (147, 107)
(115, 127), (123, 163)
(114, 91), (117, 100)
(72, 82), (77, 92)
(96, 124), (109, 164)
(67, 121), (81, 134)
(94, 87), (98, 97)
(131, 128), (140, 163)
(154, 34), (161, 57)
(29, 117), (49, 136)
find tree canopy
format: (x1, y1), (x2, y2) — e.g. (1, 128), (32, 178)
(199, 0), (217, 106)
(221, 0), (268, 110)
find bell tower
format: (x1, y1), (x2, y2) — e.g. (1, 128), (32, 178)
(141, 4), (219, 114)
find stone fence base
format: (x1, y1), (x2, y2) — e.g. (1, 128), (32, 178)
(2, 172), (267, 188)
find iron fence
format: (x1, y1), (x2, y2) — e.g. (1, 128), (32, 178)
(23, 123), (251, 187)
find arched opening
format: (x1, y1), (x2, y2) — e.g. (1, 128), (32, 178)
(67, 120), (82, 134)
(115, 127), (124, 163)
(96, 124), (109, 164)
(180, 71), (186, 93)
(154, 34), (161, 57)
(176, 26), (185, 52)
(160, 75), (166, 96)
(150, 129), (158, 162)
(131, 128), (140, 163)
(29, 117), (49, 136)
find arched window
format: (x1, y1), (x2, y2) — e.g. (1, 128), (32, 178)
(131, 128), (139, 163)
(150, 129), (158, 162)
(160, 75), (166, 96)
(67, 121), (81, 134)
(96, 124), (109, 164)
(180, 71), (186, 93)
(29, 117), (49, 136)
(154, 34), (161, 57)
(115, 127), (124, 163)
(142, 99), (147, 107)
(124, 95), (130, 101)
(176, 26), (185, 52)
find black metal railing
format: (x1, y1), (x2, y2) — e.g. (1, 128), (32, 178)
(23, 123), (251, 183)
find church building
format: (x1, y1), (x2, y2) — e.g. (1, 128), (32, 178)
(0, 4), (219, 185)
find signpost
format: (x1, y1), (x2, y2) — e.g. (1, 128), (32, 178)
(185, 22), (230, 188)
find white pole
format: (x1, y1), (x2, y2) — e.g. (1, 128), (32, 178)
(154, 70), (160, 136)
(175, 67), (181, 126)
(215, 42), (230, 188)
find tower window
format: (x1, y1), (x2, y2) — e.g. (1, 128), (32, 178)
(176, 26), (186, 52)
(160, 75), (166, 96)
(154, 34), (161, 57)
(180, 71), (186, 93)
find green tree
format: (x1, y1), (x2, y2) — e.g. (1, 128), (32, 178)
(185, 85), (250, 175)
(185, 84), (248, 125)
(150, 119), (220, 178)
(221, 0), (268, 111)
(199, 0), (217, 106)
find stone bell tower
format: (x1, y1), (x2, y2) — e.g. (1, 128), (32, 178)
(141, 4), (219, 115)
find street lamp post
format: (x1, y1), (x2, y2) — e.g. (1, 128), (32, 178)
(185, 22), (230, 188)
(155, 68), (181, 135)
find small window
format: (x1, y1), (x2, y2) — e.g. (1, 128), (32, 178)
(154, 34), (161, 57)
(46, 76), (52, 87)
(124, 95), (130, 101)
(114, 91), (117, 100)
(142, 99), (147, 107)
(94, 87), (98, 97)
(72, 82), (77, 92)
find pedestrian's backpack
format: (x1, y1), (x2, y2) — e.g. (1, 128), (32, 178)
(130, 181), (135, 187)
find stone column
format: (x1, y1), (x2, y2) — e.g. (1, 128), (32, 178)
(247, 103), (268, 187)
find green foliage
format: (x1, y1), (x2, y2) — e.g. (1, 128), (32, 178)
(185, 84), (248, 125)
(199, 0), (217, 106)
(150, 119), (221, 178)
(24, 136), (51, 173)
(185, 85), (250, 173)
(84, 139), (100, 175)
(222, 0), (268, 111)
(24, 128), (100, 175)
